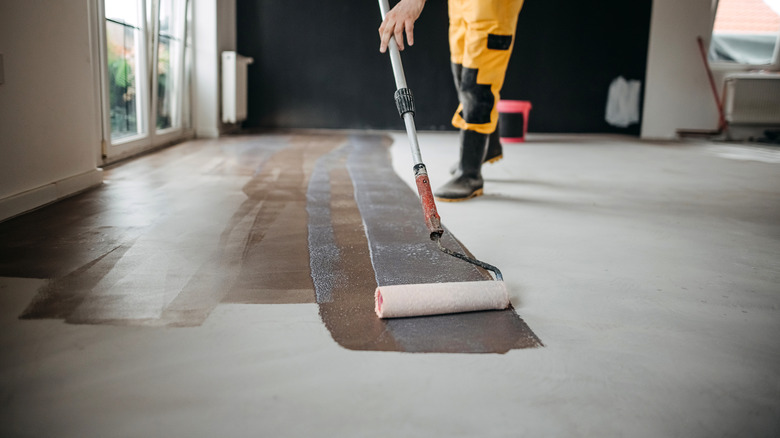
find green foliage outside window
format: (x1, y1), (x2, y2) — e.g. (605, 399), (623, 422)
(107, 22), (138, 140)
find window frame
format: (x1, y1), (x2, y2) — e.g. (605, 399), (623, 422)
(96, 0), (193, 164)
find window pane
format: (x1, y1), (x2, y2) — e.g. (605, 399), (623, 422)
(182, 0), (193, 130)
(711, 0), (780, 64)
(106, 2), (144, 141)
(157, 0), (184, 131)
(157, 35), (177, 130)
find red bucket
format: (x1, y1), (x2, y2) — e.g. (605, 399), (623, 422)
(497, 100), (532, 143)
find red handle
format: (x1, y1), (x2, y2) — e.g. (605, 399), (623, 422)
(697, 36), (726, 131)
(413, 166), (443, 239)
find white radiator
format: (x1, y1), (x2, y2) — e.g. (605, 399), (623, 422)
(724, 72), (780, 125)
(222, 51), (254, 124)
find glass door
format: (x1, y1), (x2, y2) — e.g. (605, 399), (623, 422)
(104, 0), (149, 145)
(153, 0), (188, 137)
(100, 0), (192, 163)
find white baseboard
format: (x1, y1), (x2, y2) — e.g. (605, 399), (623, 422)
(0, 169), (103, 222)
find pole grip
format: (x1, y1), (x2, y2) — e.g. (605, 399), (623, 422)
(413, 164), (443, 239)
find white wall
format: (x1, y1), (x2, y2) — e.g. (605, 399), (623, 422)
(0, 0), (103, 221)
(641, 0), (720, 139)
(194, 0), (237, 138)
(194, 0), (219, 138)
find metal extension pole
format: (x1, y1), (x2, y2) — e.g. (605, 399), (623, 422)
(378, 0), (424, 166)
(377, 0), (503, 281)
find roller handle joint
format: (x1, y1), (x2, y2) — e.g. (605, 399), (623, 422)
(394, 88), (415, 118)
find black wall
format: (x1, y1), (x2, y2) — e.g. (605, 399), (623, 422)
(237, 0), (652, 134)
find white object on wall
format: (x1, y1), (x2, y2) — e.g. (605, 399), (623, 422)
(194, 0), (237, 138)
(221, 51), (253, 124)
(723, 72), (780, 124)
(605, 76), (642, 128)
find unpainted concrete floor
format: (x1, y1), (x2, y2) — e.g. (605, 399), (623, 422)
(1, 132), (779, 437)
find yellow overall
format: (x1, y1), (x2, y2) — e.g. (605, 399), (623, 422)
(448, 0), (525, 134)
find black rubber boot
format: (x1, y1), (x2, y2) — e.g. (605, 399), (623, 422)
(435, 129), (488, 202)
(449, 126), (503, 174)
(485, 127), (504, 164)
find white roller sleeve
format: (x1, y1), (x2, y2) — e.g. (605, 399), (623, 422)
(375, 281), (509, 318)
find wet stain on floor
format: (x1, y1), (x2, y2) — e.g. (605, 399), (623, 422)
(307, 140), (402, 351)
(2, 133), (541, 352)
(308, 134), (542, 353)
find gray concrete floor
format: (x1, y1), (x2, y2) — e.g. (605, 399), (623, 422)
(1, 133), (779, 437)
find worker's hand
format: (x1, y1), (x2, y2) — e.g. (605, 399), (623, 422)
(379, 0), (427, 53)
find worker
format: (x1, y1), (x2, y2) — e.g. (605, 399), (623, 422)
(379, 0), (525, 201)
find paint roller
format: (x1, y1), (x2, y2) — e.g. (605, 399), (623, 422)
(374, 0), (509, 319)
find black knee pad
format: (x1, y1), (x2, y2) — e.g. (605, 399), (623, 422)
(456, 66), (493, 125)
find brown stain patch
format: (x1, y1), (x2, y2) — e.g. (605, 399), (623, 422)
(10, 134), (344, 327)
(223, 139), (340, 304)
(160, 134), (345, 324)
(19, 243), (135, 320)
